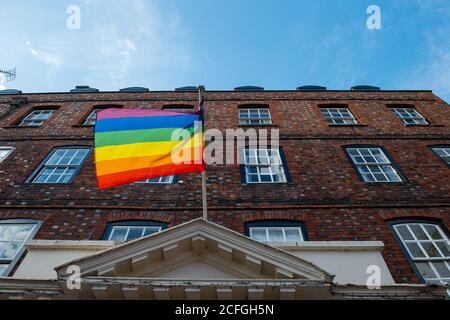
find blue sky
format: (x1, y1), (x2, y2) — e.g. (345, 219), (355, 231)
(0, 0), (449, 102)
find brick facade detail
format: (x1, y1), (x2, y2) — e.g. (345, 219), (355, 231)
(0, 89), (449, 284)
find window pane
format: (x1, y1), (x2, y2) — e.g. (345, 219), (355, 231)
(251, 229), (267, 242)
(285, 228), (302, 242)
(46, 150), (66, 165)
(423, 225), (443, 240)
(246, 174), (259, 183)
(0, 225), (15, 240)
(0, 241), (21, 259)
(267, 228), (284, 242)
(273, 173), (286, 183)
(143, 227), (161, 237)
(406, 243), (426, 258)
(416, 262), (437, 279)
(12, 225), (35, 241)
(436, 242), (450, 257)
(396, 225), (414, 240)
(245, 166), (258, 174)
(109, 227), (128, 241)
(0, 147), (14, 162)
(410, 225), (429, 240)
(259, 167), (271, 175)
(0, 264), (8, 276)
(127, 228), (144, 241)
(421, 242), (442, 258)
(432, 262), (450, 278)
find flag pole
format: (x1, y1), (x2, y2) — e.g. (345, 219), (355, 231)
(198, 85), (208, 221)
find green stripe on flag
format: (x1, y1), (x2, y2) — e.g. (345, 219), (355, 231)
(95, 127), (196, 148)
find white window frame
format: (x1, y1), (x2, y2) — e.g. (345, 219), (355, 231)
(136, 175), (175, 184)
(243, 148), (287, 184)
(249, 226), (304, 243)
(108, 225), (163, 242)
(393, 223), (450, 286)
(0, 147), (15, 163)
(320, 107), (358, 125)
(346, 147), (403, 183)
(30, 148), (91, 184)
(19, 110), (55, 127)
(432, 147), (450, 165)
(391, 108), (428, 125)
(239, 108), (272, 125)
(0, 220), (41, 277)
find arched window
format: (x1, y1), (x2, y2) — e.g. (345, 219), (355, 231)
(0, 219), (42, 277)
(390, 220), (450, 286)
(102, 221), (167, 242)
(245, 220), (308, 243)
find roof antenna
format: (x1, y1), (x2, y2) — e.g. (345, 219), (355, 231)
(0, 68), (16, 82)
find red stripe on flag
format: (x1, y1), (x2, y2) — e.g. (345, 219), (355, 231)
(97, 163), (205, 190)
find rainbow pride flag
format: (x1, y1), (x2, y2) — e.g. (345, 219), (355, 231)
(95, 108), (205, 189)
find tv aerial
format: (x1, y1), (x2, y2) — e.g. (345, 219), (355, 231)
(0, 68), (16, 82)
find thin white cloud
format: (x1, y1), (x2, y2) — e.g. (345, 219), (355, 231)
(2, 0), (191, 91)
(79, 0), (190, 84)
(95, 24), (137, 80)
(25, 39), (62, 66)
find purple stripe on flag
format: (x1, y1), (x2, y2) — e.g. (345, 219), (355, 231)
(97, 108), (202, 121)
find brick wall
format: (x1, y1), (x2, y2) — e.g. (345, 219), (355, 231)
(0, 90), (448, 283)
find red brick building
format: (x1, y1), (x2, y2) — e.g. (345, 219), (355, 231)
(0, 85), (448, 299)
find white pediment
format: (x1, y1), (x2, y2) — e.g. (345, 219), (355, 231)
(55, 219), (333, 282)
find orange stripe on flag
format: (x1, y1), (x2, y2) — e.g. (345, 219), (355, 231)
(95, 147), (203, 176)
(96, 162), (205, 189)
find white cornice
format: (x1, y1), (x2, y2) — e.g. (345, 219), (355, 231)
(25, 240), (117, 251)
(0, 277), (446, 300)
(54, 219), (333, 282)
(275, 241), (385, 251)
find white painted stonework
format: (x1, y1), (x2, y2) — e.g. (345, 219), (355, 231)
(0, 219), (446, 300)
(15, 240), (393, 285)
